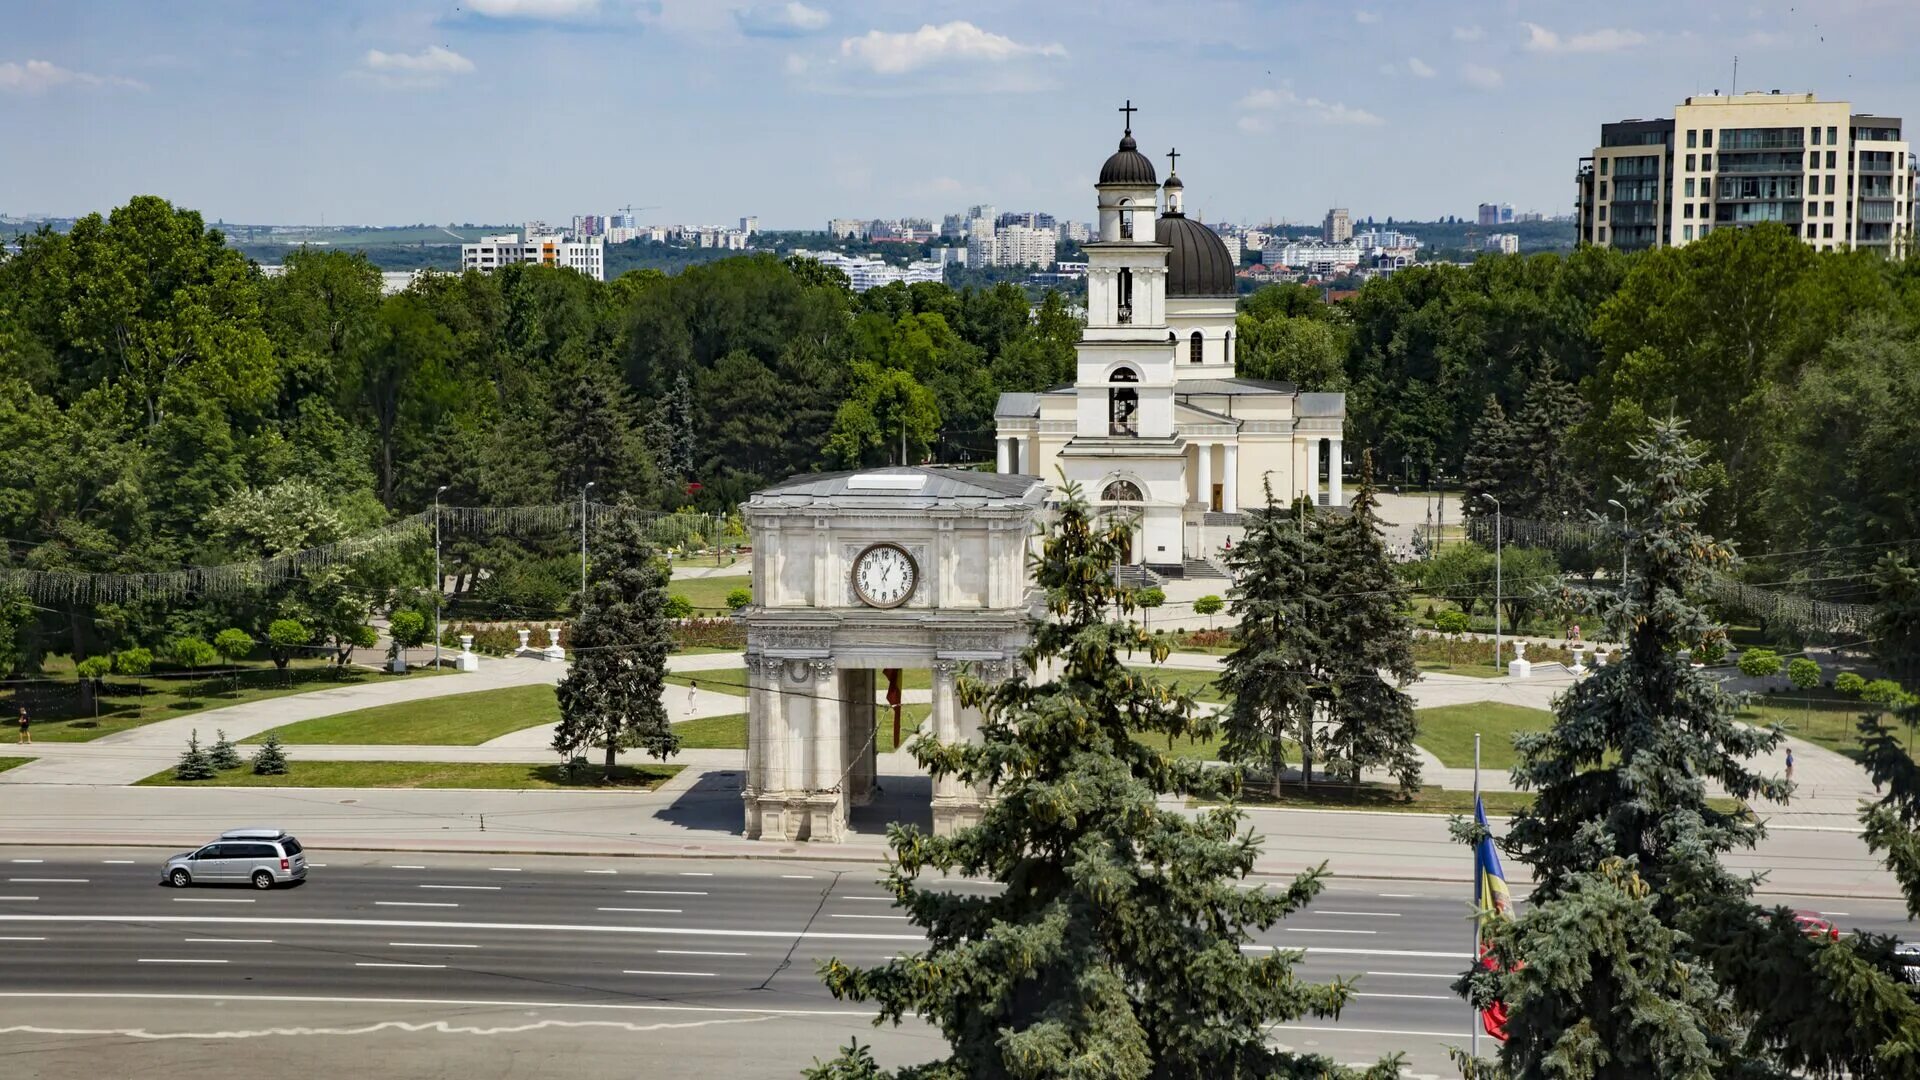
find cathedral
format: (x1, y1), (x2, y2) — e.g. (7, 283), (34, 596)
(993, 105), (1348, 575)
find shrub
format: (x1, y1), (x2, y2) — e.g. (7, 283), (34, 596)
(387, 610), (429, 663)
(175, 731), (215, 781)
(267, 618), (312, 669)
(1787, 657), (1821, 692)
(1179, 628), (1232, 649)
(1434, 610), (1472, 635)
(212, 628), (255, 665)
(170, 637), (217, 672)
(1193, 595), (1224, 617)
(76, 656), (111, 682)
(673, 618), (746, 651)
(664, 594), (695, 620)
(113, 647), (153, 677)
(250, 731), (289, 775)
(726, 587), (753, 611)
(1737, 647), (1782, 680)
(208, 729), (242, 771)
(1836, 671), (1867, 697)
(1862, 679), (1911, 708)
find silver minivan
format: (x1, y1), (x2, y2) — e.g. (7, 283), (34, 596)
(163, 828), (307, 889)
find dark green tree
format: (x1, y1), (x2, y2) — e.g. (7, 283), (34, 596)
(552, 517), (678, 774)
(208, 729), (242, 771)
(816, 484), (1395, 1079)
(250, 730), (289, 775)
(1509, 357), (1589, 517)
(175, 730), (214, 781)
(1462, 395), (1519, 523)
(1218, 488), (1324, 793)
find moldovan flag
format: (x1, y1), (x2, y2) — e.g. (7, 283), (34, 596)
(1474, 795), (1514, 1041)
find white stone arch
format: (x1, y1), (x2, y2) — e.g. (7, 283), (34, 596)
(1101, 362), (1142, 383)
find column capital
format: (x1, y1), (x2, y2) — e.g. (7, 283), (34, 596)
(810, 658), (837, 681)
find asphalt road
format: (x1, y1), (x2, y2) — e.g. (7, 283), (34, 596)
(0, 847), (1913, 1078)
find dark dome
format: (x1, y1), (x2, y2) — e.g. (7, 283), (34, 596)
(1157, 214), (1236, 297)
(1099, 132), (1157, 185)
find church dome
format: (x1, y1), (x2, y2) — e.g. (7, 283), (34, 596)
(1157, 213), (1237, 297)
(1099, 132), (1158, 185)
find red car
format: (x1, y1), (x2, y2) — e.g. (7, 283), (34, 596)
(1793, 910), (1841, 942)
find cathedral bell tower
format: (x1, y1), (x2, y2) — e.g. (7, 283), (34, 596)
(1075, 101), (1174, 442)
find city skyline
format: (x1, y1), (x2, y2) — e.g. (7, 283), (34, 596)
(3, 1), (1917, 226)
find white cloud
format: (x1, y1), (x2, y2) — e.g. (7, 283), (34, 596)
(467, 0), (599, 17)
(1461, 63), (1504, 89)
(1523, 22), (1647, 53)
(364, 46), (476, 75)
(839, 21), (1065, 76)
(1452, 25), (1485, 42)
(1237, 86), (1383, 128)
(0, 58), (145, 94)
(737, 2), (830, 37)
(1355, 10), (1382, 24)
(1408, 57), (1435, 78)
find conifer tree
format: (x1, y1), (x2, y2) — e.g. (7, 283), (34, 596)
(553, 515), (678, 775)
(1462, 395), (1518, 523)
(1510, 357), (1590, 517)
(175, 730), (214, 781)
(1314, 453), (1422, 793)
(816, 484), (1397, 1080)
(1218, 486), (1324, 794)
(250, 730), (289, 775)
(208, 729), (241, 771)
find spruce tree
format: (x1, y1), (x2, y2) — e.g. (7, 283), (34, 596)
(1218, 486), (1324, 795)
(1462, 394), (1518, 523)
(208, 729), (242, 771)
(250, 730), (288, 775)
(553, 514), (678, 775)
(1314, 453), (1422, 793)
(1510, 357), (1590, 517)
(816, 483), (1397, 1079)
(175, 730), (214, 781)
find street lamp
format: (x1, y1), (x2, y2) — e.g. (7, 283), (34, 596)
(1482, 493), (1502, 670)
(580, 481), (596, 605)
(1607, 498), (1629, 598)
(433, 484), (448, 669)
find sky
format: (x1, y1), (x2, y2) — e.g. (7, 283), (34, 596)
(4, 0), (1919, 229)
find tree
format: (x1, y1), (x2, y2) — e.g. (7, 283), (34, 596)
(664, 594), (694, 620)
(1193, 594), (1223, 628)
(76, 655), (111, 714)
(208, 729), (242, 771)
(725, 587), (752, 612)
(814, 483), (1396, 1079)
(823, 362), (939, 468)
(267, 618), (311, 671)
(552, 518), (678, 774)
(1457, 419), (1790, 1077)
(1461, 396), (1519, 523)
(114, 647), (153, 677)
(175, 731), (214, 781)
(1837, 671), (1867, 698)
(1508, 357), (1589, 516)
(212, 628), (254, 667)
(1788, 656), (1821, 693)
(1738, 647), (1783, 682)
(171, 636), (217, 673)
(1420, 542), (1496, 619)
(250, 730), (289, 775)
(1136, 585), (1165, 629)
(1435, 609), (1471, 666)
(387, 609), (428, 668)
(1219, 490), (1324, 793)
(1490, 545), (1560, 633)
(1872, 555), (1920, 685)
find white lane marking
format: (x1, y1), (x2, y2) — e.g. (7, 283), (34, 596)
(420, 885), (498, 891)
(101, 860), (136, 865)
(1281, 928), (1376, 935)
(1246, 945), (1471, 960)
(1352, 991), (1454, 1001)
(0, 897), (38, 902)
(308, 864), (328, 868)
(392, 865), (428, 871)
(376, 902), (458, 908)
(389, 943), (480, 949)
(678, 872), (714, 877)
(1378, 893), (1416, 898)
(584, 870), (617, 875)
(1312, 910), (1402, 918)
(8, 860), (42, 864)
(658, 949), (748, 957)
(828, 914), (909, 921)
(0, 1017), (783, 1039)
(623, 890), (706, 897)
(1364, 971), (1458, 979)
(173, 898), (255, 904)
(0, 914), (921, 943)
(780, 874), (815, 880)
(489, 868), (522, 873)
(137, 959), (227, 965)
(356, 962), (445, 969)
(185, 938), (273, 944)
(598, 907), (681, 914)
(0, 936), (44, 941)
(622, 969), (714, 977)
(1819, 911), (1852, 917)
(838, 896), (895, 903)
(0, 990), (873, 1019)
(8, 878), (86, 883)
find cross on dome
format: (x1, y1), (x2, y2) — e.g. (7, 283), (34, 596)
(1118, 99), (1138, 134)
(1165, 147), (1179, 174)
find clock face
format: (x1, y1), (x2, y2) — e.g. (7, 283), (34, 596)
(852, 543), (918, 608)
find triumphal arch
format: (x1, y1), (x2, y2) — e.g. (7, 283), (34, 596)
(739, 467), (1042, 842)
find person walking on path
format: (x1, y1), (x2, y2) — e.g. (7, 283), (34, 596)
(687, 679), (698, 718)
(15, 705), (28, 745)
(1785, 747), (1795, 783)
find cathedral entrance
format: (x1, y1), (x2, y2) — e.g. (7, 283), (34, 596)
(740, 467), (1040, 843)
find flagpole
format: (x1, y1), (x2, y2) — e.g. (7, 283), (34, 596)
(1473, 730), (1481, 1057)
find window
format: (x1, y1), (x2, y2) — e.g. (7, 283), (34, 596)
(1827, 175), (1837, 195)
(1703, 129), (1714, 149)
(1189, 331), (1204, 364)
(1600, 206), (1608, 221)
(1117, 268), (1133, 324)
(1686, 153), (1696, 171)
(1827, 201), (1835, 216)
(1702, 154), (1712, 170)
(1683, 203), (1693, 219)
(1687, 129), (1698, 148)
(1829, 125), (1839, 145)
(1599, 227), (1608, 242)
(1599, 181), (1608, 199)
(1107, 369), (1139, 436)
(1828, 150), (1837, 169)
(1824, 223), (1834, 238)
(1224, 331), (1232, 366)
(1812, 127), (1822, 146)
(1684, 225), (1694, 240)
(1808, 202), (1818, 219)
(1119, 199), (1134, 240)
(1600, 158), (1609, 176)
(1101, 480), (1144, 502)
(1685, 178), (1695, 197)
(1109, 366), (1139, 383)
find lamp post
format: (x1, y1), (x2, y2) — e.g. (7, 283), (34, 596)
(580, 481), (596, 606)
(433, 484), (448, 669)
(1607, 498), (1629, 597)
(1482, 493), (1501, 670)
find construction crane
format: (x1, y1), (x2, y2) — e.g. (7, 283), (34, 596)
(618, 204), (661, 218)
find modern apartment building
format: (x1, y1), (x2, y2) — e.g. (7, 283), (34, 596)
(1477, 202), (1515, 226)
(1322, 207), (1352, 243)
(460, 230), (605, 281)
(1576, 91), (1912, 255)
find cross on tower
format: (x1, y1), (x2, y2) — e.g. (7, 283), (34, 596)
(1165, 147), (1179, 174)
(1118, 99), (1137, 133)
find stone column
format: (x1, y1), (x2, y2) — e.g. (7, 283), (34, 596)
(1194, 441), (1212, 509)
(929, 660), (967, 836)
(1223, 444), (1239, 514)
(841, 668), (877, 807)
(743, 655), (791, 840)
(1024, 436), (1039, 475)
(1329, 437), (1344, 506)
(805, 658), (846, 841)
(996, 437), (1011, 474)
(1306, 437), (1321, 504)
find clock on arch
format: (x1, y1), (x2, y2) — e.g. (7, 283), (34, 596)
(851, 542), (919, 608)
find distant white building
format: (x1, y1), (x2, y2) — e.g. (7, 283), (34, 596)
(1274, 240), (1361, 276)
(1214, 230), (1243, 266)
(1484, 233), (1520, 254)
(461, 231), (605, 281)
(1353, 229), (1420, 250)
(827, 218), (869, 240)
(740, 216), (759, 236)
(793, 249), (944, 292)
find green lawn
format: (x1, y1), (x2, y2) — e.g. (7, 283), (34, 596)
(138, 760), (682, 790)
(1416, 660), (1507, 679)
(665, 668), (750, 696)
(14, 662), (443, 743)
(1416, 702), (1558, 769)
(667, 573), (752, 616)
(669, 552), (750, 568)
(673, 704), (930, 751)
(0, 757), (31, 774)
(1221, 783), (1542, 815)
(253, 683), (557, 745)
(1744, 691), (1898, 762)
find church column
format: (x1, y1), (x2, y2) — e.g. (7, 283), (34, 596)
(1329, 437), (1344, 506)
(744, 655), (787, 839)
(996, 437), (1011, 474)
(1223, 444), (1239, 514)
(929, 660), (965, 835)
(1024, 437), (1039, 475)
(807, 658), (846, 842)
(1306, 438), (1321, 504)
(1194, 441), (1213, 509)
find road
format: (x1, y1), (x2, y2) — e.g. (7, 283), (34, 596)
(0, 849), (1914, 1078)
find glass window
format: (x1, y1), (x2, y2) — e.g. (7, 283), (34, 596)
(1189, 331), (1204, 364)
(1683, 203), (1693, 219)
(1812, 127), (1822, 146)
(1826, 201), (1835, 216)
(1829, 126), (1839, 145)
(1828, 150), (1837, 169)
(1686, 153), (1696, 171)
(1703, 129), (1714, 149)
(1598, 227), (1607, 242)
(1600, 157), (1609, 176)
(1685, 178), (1695, 197)
(1807, 202), (1818, 218)
(1687, 129), (1698, 149)
(282, 838), (303, 855)
(1599, 206), (1608, 221)
(1684, 225), (1694, 240)
(1827, 175), (1836, 195)
(1824, 223), (1834, 238)
(1600, 181), (1608, 198)
(1702, 154), (1712, 170)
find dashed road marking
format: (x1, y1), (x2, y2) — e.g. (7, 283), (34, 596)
(622, 969), (715, 977)
(659, 949), (748, 957)
(356, 962), (445, 969)
(420, 885), (498, 891)
(376, 902), (458, 908)
(623, 890), (706, 897)
(138, 958), (226, 965)
(389, 942), (480, 949)
(599, 907), (681, 914)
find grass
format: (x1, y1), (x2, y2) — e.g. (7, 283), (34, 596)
(1744, 690), (1899, 762)
(138, 760), (682, 790)
(11, 662), (443, 743)
(1416, 702), (1558, 770)
(673, 704), (931, 751)
(667, 573), (752, 616)
(669, 552), (750, 569)
(251, 683), (559, 746)
(664, 668), (750, 696)
(0, 757), (31, 774)
(1214, 781), (1744, 817)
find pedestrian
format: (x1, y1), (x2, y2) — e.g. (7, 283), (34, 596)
(15, 704), (27, 745)
(687, 679), (698, 716)
(1785, 747), (1795, 783)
